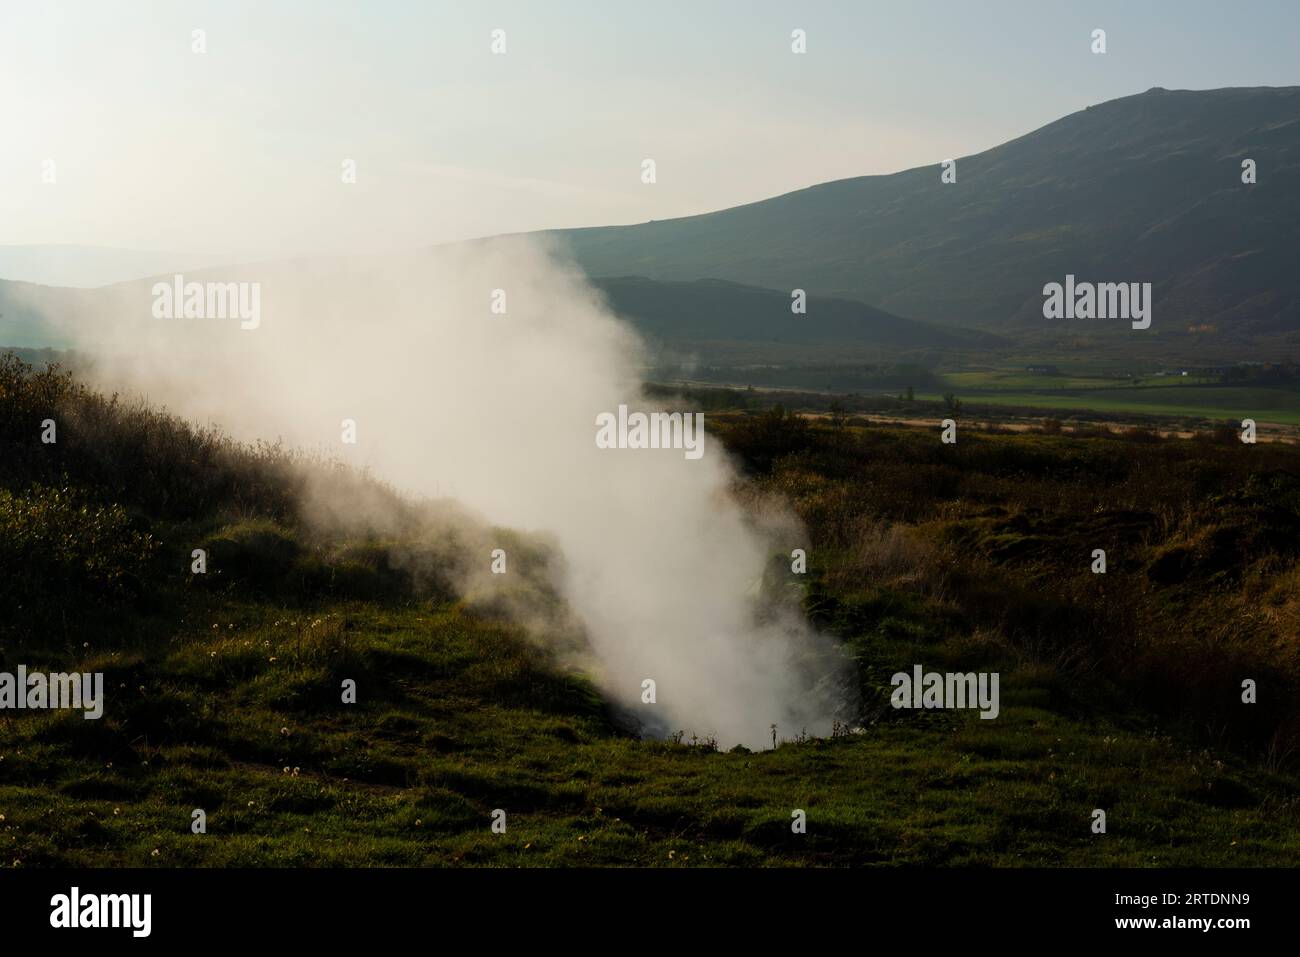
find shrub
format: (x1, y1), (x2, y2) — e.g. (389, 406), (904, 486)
(0, 483), (157, 604)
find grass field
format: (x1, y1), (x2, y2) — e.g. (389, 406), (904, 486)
(926, 372), (1300, 425)
(940, 372), (1221, 391)
(662, 364), (1300, 427)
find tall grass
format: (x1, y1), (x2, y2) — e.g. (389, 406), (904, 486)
(718, 408), (1300, 763)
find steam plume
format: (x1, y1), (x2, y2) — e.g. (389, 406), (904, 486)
(29, 237), (855, 748)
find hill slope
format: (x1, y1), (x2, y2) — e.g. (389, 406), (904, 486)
(554, 87), (1300, 342)
(592, 276), (1003, 358)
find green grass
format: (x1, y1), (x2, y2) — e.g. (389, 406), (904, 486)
(3, 602), (1296, 867)
(926, 365), (1300, 424)
(919, 383), (1300, 424)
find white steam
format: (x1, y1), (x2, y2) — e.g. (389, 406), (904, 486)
(33, 238), (855, 749)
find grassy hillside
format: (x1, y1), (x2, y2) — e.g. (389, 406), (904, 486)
(553, 87), (1300, 357)
(2, 355), (1299, 866)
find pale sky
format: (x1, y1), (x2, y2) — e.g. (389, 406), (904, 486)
(2, 0), (1297, 259)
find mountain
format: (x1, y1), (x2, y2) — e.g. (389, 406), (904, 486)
(10, 85), (1299, 366)
(550, 87), (1300, 343)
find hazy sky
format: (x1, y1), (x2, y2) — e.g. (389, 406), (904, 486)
(3, 0), (1297, 258)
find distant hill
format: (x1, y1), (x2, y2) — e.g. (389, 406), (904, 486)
(0, 245), (244, 289)
(592, 276), (1002, 361)
(551, 87), (1300, 346)
(0, 247), (251, 350)
(0, 279), (89, 349)
(0, 268), (1000, 363)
